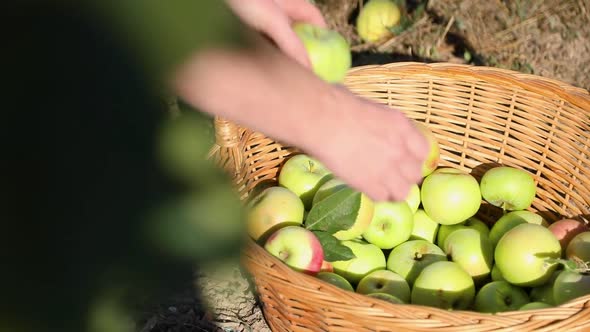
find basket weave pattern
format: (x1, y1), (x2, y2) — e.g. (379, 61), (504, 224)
(209, 63), (590, 331)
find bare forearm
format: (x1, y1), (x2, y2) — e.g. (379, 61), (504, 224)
(172, 41), (339, 153)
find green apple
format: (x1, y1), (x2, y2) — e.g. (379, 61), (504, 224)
(519, 302), (552, 310)
(480, 166), (536, 211)
(548, 219), (589, 251)
(410, 209), (439, 243)
(386, 239), (447, 286)
(278, 154), (333, 210)
(443, 228), (494, 283)
(553, 269), (590, 305)
(312, 178), (347, 206)
(405, 183), (421, 214)
(491, 264), (505, 282)
(293, 23), (351, 83)
(489, 210), (547, 248)
(565, 231), (590, 262)
(333, 191), (375, 241)
(356, 269), (411, 303)
(316, 271), (354, 292)
(411, 261), (476, 310)
(264, 226), (324, 274)
(331, 239), (386, 285)
(530, 270), (560, 305)
(362, 201), (413, 249)
(356, 0), (401, 43)
(246, 186), (305, 242)
(473, 281), (530, 313)
(420, 167), (482, 225)
(414, 121), (440, 177)
(367, 292), (404, 304)
(494, 223), (561, 287)
(436, 216), (489, 248)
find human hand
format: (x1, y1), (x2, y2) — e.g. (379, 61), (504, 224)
(225, 0), (327, 68)
(305, 88), (430, 203)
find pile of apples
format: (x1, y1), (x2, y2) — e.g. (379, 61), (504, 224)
(245, 123), (590, 313)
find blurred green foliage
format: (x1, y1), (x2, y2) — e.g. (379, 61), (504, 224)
(1, 1), (248, 332)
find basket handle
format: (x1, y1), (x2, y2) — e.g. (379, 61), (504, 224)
(214, 116), (240, 148)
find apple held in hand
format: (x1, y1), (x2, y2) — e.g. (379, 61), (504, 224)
(411, 261), (476, 310)
(405, 183), (421, 214)
(480, 166), (536, 211)
(264, 226), (324, 275)
(246, 186), (305, 242)
(414, 122), (440, 177)
(278, 154), (333, 210)
(436, 216), (489, 248)
(473, 281), (530, 313)
(362, 201), (413, 249)
(443, 228), (494, 283)
(489, 210), (547, 248)
(356, 269), (411, 303)
(565, 231), (590, 262)
(356, 0), (401, 43)
(293, 23), (352, 84)
(331, 239), (386, 285)
(553, 269), (590, 305)
(494, 223), (561, 287)
(410, 209), (439, 244)
(386, 239), (447, 286)
(548, 219), (589, 251)
(420, 167), (482, 225)
(316, 271), (354, 292)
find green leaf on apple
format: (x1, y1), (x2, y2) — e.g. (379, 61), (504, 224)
(305, 188), (361, 233)
(312, 231), (356, 262)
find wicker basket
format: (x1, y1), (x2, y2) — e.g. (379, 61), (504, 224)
(208, 62), (590, 331)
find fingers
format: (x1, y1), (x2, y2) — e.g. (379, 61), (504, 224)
(225, 0), (312, 67)
(274, 0), (328, 27)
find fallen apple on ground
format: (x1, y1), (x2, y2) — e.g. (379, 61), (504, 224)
(356, 0), (401, 43)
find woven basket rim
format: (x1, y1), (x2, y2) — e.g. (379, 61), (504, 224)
(344, 62), (590, 111)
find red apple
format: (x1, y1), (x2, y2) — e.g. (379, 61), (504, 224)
(264, 226), (324, 275)
(549, 219), (589, 252)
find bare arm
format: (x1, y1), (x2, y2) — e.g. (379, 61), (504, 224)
(172, 37), (428, 202)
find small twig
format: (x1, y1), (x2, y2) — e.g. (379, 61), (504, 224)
(376, 16), (429, 52)
(436, 15), (455, 48)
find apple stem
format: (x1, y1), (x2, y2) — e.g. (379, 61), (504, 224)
(547, 257), (590, 274)
(308, 160), (315, 172)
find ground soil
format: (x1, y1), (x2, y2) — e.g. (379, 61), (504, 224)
(137, 1), (590, 331)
